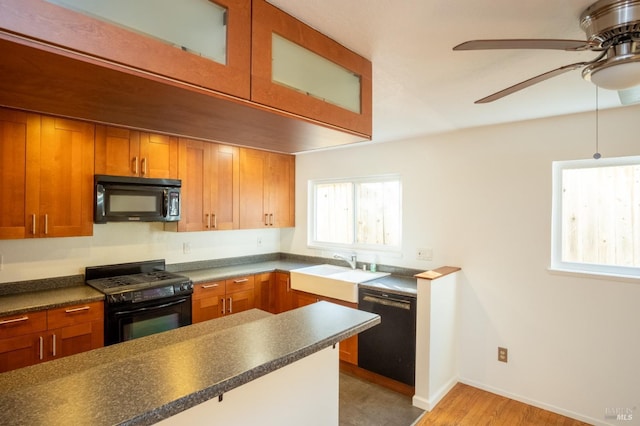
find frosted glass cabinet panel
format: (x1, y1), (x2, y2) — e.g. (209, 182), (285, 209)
(47, 0), (228, 64)
(272, 34), (361, 114)
(251, 0), (372, 137)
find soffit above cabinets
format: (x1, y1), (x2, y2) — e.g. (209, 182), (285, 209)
(0, 0), (371, 154)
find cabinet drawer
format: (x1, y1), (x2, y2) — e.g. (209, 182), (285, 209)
(193, 281), (226, 299)
(225, 276), (255, 293)
(0, 311), (47, 339)
(47, 302), (104, 329)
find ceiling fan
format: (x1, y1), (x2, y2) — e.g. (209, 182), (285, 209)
(454, 0), (640, 103)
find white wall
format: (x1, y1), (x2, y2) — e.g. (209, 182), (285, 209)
(283, 104), (640, 425)
(0, 224), (281, 283)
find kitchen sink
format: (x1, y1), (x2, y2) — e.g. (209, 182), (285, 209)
(290, 264), (390, 303)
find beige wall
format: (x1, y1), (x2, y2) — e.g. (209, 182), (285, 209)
(0, 224), (281, 283)
(284, 104), (640, 424)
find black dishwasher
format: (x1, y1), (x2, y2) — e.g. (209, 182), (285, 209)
(358, 287), (417, 386)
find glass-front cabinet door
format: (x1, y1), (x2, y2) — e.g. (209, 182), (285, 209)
(251, 0), (372, 137)
(47, 0), (229, 65)
(0, 0), (251, 98)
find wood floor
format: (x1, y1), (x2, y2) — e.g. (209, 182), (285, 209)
(415, 383), (591, 426)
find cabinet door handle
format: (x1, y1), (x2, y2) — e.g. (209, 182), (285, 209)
(32, 214), (37, 235)
(65, 306), (90, 314)
(228, 297), (233, 314)
(52, 334), (57, 357)
(39, 336), (44, 360)
(269, 213), (274, 226)
(132, 156), (138, 175)
(202, 283), (219, 289)
(44, 214), (48, 235)
(221, 297), (226, 315)
(233, 278), (249, 283)
(264, 213), (269, 226)
(0, 316), (29, 325)
(212, 214), (217, 229)
(141, 157), (147, 176)
(205, 213), (210, 229)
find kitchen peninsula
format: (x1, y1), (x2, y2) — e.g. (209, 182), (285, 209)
(0, 302), (379, 425)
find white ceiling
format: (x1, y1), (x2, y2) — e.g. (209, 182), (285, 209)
(267, 0), (626, 144)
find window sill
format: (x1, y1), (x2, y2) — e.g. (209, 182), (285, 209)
(548, 267), (640, 284)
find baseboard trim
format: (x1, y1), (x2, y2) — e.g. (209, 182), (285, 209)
(458, 377), (608, 426)
(412, 376), (458, 411)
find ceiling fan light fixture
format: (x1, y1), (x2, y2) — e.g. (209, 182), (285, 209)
(618, 85), (640, 104)
(583, 56), (640, 90)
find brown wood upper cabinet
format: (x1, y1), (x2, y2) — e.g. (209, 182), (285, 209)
(0, 0), (252, 100)
(0, 108), (94, 239)
(239, 148), (295, 229)
(95, 125), (178, 179)
(251, 0), (373, 137)
(176, 138), (239, 232)
(0, 1), (371, 152)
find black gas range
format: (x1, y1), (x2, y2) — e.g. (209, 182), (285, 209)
(86, 259), (193, 345)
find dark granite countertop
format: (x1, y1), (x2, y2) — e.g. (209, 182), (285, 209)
(0, 285), (104, 317)
(0, 254), (420, 317)
(0, 302), (380, 426)
(176, 258), (419, 297)
(358, 275), (417, 296)
(176, 259), (316, 284)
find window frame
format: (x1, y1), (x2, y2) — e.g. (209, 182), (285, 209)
(551, 155), (640, 280)
(307, 174), (402, 253)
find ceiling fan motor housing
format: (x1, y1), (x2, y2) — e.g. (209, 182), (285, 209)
(580, 0), (640, 44)
(580, 0), (640, 89)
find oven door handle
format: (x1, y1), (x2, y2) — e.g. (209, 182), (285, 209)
(113, 298), (189, 316)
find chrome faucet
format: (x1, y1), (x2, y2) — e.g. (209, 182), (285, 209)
(333, 253), (357, 269)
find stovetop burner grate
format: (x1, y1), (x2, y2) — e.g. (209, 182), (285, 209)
(85, 260), (191, 295)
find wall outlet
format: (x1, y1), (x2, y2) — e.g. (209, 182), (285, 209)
(416, 248), (433, 261)
(182, 242), (191, 254)
(498, 347), (508, 363)
(257, 236), (263, 247)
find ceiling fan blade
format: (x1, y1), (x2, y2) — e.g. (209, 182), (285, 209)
(475, 62), (586, 104)
(454, 39), (597, 51)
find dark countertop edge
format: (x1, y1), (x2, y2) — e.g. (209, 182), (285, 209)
(0, 303), (380, 426)
(133, 311), (380, 425)
(0, 286), (105, 317)
(0, 274), (85, 296)
(0, 309), (273, 389)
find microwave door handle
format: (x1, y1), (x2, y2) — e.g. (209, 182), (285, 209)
(113, 298), (188, 316)
(95, 184), (106, 223)
(163, 189), (169, 217)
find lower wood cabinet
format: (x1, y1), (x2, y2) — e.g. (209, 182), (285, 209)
(293, 290), (359, 365)
(192, 275), (255, 323)
(254, 272), (274, 312)
(273, 272), (295, 314)
(0, 301), (104, 373)
(253, 271), (295, 314)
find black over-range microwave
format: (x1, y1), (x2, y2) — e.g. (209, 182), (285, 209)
(94, 175), (181, 223)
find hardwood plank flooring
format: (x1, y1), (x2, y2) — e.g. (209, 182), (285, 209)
(415, 383), (591, 426)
